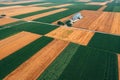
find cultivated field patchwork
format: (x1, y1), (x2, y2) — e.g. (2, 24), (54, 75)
(0, 0), (120, 80)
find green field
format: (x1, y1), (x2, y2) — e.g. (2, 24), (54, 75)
(38, 43), (80, 80)
(37, 43), (118, 80)
(88, 33), (120, 53)
(104, 2), (120, 12)
(15, 1), (46, 6)
(0, 22), (58, 40)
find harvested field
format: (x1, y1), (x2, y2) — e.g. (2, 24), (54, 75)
(4, 39), (69, 80)
(89, 12), (114, 33)
(73, 10), (102, 28)
(110, 12), (120, 34)
(0, 5), (23, 10)
(46, 26), (94, 45)
(118, 54), (120, 80)
(0, 17), (17, 26)
(23, 8), (67, 21)
(0, 31), (41, 60)
(1, 6), (47, 16)
(73, 10), (120, 35)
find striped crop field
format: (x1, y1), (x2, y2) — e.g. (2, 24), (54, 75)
(0, 0), (120, 80)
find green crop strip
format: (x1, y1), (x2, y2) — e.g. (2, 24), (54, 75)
(34, 5), (101, 23)
(16, 1), (46, 6)
(0, 4), (12, 7)
(2, 20), (26, 27)
(15, 22), (59, 34)
(0, 21), (27, 40)
(37, 43), (79, 80)
(37, 3), (69, 7)
(0, 22), (58, 40)
(88, 32), (120, 53)
(12, 8), (59, 18)
(104, 6), (120, 12)
(57, 45), (118, 80)
(0, 36), (53, 79)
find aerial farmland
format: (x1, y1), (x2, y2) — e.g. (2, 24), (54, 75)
(0, 0), (120, 80)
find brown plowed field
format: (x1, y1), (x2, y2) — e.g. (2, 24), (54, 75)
(0, 17), (18, 26)
(23, 8), (68, 21)
(0, 31), (41, 60)
(1, 6), (47, 17)
(46, 26), (94, 45)
(4, 39), (69, 80)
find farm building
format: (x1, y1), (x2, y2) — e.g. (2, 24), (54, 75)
(70, 13), (83, 23)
